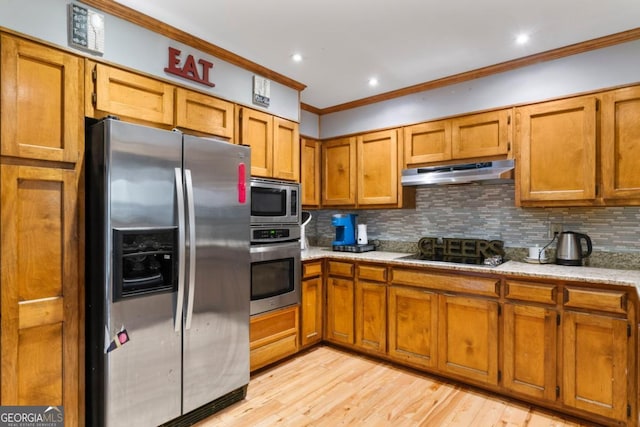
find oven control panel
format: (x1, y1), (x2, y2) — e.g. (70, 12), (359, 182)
(253, 228), (289, 240)
(251, 225), (300, 243)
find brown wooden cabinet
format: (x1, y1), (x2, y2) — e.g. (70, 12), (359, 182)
(87, 63), (236, 140)
(301, 261), (323, 348)
(323, 129), (411, 208)
(601, 86), (640, 202)
(516, 96), (597, 205)
(356, 130), (399, 206)
(325, 261), (355, 345)
(404, 120), (451, 165)
(438, 294), (499, 386)
(562, 286), (631, 422)
(404, 109), (511, 167)
(1, 34), (83, 163)
(87, 61), (175, 126)
(301, 138), (321, 208)
(250, 305), (299, 371)
(321, 137), (357, 206)
(273, 117), (300, 181)
(563, 311), (629, 421)
(0, 34), (82, 426)
(239, 107), (299, 181)
(387, 285), (438, 369)
(354, 264), (387, 353)
(174, 87), (234, 138)
(503, 280), (558, 401)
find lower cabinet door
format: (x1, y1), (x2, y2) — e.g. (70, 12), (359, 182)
(503, 303), (557, 401)
(355, 281), (386, 353)
(387, 286), (438, 369)
(0, 165), (79, 424)
(562, 311), (628, 422)
(438, 294), (499, 386)
(301, 276), (323, 347)
(326, 277), (354, 344)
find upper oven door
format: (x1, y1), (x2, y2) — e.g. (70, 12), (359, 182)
(250, 178), (299, 225)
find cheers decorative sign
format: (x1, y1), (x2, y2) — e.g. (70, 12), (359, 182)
(164, 47), (215, 87)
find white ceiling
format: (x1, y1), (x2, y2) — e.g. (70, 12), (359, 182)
(113, 0), (640, 110)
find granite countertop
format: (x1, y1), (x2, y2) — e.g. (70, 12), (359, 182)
(302, 246), (640, 292)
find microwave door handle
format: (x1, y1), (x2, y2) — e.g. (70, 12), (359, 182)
(184, 169), (197, 330)
(174, 168), (186, 332)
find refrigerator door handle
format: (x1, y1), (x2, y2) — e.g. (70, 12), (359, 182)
(184, 169), (197, 330)
(174, 168), (186, 332)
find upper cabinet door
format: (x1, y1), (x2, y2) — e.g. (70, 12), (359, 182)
(322, 137), (356, 206)
(357, 129), (398, 206)
(1, 35), (83, 163)
(516, 96), (597, 204)
(240, 108), (273, 177)
(90, 62), (174, 126)
(301, 138), (321, 207)
(451, 109), (510, 160)
(174, 88), (234, 139)
(601, 86), (640, 201)
(404, 120), (452, 166)
(272, 117), (300, 181)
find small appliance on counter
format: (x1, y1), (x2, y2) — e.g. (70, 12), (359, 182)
(556, 231), (592, 266)
(331, 213), (375, 253)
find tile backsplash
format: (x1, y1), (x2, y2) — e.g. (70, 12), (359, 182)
(306, 184), (640, 268)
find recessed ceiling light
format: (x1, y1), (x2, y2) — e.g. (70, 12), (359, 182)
(516, 33), (530, 45)
(291, 53), (303, 62)
(368, 77), (379, 87)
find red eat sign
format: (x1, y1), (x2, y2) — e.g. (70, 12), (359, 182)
(164, 47), (215, 87)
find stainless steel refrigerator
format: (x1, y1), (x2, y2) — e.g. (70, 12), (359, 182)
(85, 118), (251, 427)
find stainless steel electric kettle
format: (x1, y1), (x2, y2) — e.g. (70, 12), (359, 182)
(555, 231), (592, 266)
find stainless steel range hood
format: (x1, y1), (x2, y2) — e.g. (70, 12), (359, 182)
(401, 159), (514, 186)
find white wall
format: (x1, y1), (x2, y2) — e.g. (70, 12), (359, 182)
(0, 0), (301, 122)
(299, 110), (320, 138)
(318, 39), (640, 138)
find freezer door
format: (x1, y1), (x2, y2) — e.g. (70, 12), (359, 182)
(181, 134), (251, 413)
(103, 120), (183, 426)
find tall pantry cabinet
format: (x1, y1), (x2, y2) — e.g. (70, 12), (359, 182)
(0, 34), (83, 426)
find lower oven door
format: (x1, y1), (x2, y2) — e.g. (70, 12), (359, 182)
(250, 240), (301, 316)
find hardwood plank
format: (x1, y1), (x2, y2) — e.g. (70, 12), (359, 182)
(196, 346), (594, 426)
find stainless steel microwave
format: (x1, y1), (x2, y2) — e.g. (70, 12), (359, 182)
(250, 177), (300, 225)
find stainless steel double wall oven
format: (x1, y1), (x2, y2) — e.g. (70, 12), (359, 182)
(249, 178), (301, 316)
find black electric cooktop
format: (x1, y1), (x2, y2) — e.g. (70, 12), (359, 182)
(402, 253), (490, 265)
(402, 237), (506, 266)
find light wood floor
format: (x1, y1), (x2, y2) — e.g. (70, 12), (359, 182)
(196, 345), (598, 427)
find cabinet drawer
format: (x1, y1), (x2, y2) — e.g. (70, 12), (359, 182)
(563, 286), (627, 314)
(357, 264), (387, 282)
(303, 261), (322, 279)
(327, 260), (355, 278)
(250, 334), (297, 371)
(505, 280), (557, 304)
(250, 305), (298, 345)
(391, 268), (499, 297)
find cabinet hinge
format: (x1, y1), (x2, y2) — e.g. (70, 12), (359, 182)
(91, 92), (97, 107)
(507, 114), (511, 125)
(628, 403), (632, 418)
(556, 313), (561, 326)
(92, 65), (97, 81)
(556, 386), (560, 398)
(628, 323), (632, 338)
(497, 370), (502, 382)
(507, 141), (511, 152)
